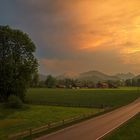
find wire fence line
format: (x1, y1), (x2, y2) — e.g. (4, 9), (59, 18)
(26, 101), (112, 109)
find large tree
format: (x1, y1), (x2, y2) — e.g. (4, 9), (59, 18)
(0, 26), (38, 101)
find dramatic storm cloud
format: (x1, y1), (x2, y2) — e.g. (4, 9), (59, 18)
(0, 0), (140, 75)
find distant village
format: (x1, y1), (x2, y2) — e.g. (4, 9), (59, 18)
(56, 81), (118, 89)
(30, 73), (140, 89)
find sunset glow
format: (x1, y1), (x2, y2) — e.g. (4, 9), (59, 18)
(1, 0), (140, 74)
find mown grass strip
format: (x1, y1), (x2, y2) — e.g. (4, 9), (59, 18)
(104, 113), (140, 140)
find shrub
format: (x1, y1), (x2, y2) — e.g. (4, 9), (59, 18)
(6, 95), (23, 109)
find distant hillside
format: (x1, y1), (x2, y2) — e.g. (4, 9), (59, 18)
(115, 73), (135, 80)
(56, 72), (79, 80)
(133, 75), (140, 80)
(39, 74), (46, 81)
(56, 70), (119, 82)
(78, 70), (119, 82)
(42, 71), (137, 83)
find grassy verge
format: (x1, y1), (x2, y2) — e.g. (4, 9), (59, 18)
(104, 113), (140, 140)
(23, 109), (108, 140)
(0, 105), (101, 139)
(26, 88), (140, 108)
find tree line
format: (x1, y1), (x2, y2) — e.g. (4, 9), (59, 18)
(30, 74), (140, 88)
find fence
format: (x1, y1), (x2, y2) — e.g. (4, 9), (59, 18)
(27, 101), (111, 109)
(8, 112), (99, 140)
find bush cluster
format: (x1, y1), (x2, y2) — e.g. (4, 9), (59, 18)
(6, 95), (23, 109)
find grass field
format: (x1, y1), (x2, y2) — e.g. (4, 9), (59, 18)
(1, 87), (140, 139)
(26, 88), (140, 108)
(0, 105), (101, 139)
(104, 113), (140, 140)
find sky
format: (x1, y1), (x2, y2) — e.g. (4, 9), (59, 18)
(0, 0), (140, 75)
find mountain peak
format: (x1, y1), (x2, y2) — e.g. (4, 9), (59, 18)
(56, 71), (79, 80)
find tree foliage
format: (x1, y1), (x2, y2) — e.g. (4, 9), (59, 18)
(0, 26), (38, 101)
(30, 72), (39, 87)
(45, 75), (56, 88)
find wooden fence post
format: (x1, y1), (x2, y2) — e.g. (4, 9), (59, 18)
(62, 120), (65, 125)
(29, 128), (32, 139)
(48, 123), (51, 129)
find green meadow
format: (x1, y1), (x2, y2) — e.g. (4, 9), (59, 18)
(104, 113), (140, 140)
(0, 105), (100, 139)
(26, 88), (140, 108)
(1, 87), (140, 139)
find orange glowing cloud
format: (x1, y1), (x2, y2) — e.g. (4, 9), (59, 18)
(63, 0), (140, 70)
(14, 0), (140, 74)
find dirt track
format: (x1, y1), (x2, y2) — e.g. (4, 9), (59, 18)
(36, 99), (140, 140)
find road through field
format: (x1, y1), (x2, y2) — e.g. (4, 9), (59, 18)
(36, 98), (140, 140)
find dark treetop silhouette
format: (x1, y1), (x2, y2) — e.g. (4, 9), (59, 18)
(0, 26), (38, 102)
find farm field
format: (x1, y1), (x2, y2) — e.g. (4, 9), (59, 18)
(1, 87), (140, 139)
(0, 105), (101, 139)
(104, 113), (140, 140)
(26, 88), (140, 108)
